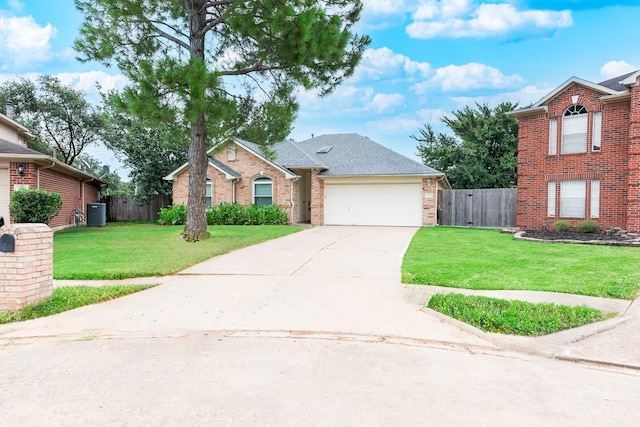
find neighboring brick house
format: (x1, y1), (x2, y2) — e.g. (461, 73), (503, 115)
(509, 70), (640, 232)
(165, 133), (449, 227)
(0, 110), (105, 229)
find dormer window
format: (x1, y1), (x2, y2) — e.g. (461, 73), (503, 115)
(562, 104), (587, 154)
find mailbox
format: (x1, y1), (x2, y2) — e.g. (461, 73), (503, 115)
(0, 233), (15, 252)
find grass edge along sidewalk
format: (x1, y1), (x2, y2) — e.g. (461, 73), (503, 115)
(402, 227), (640, 300)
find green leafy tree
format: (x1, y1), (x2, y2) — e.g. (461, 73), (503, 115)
(101, 94), (187, 203)
(413, 102), (519, 189)
(74, 0), (370, 241)
(73, 153), (132, 197)
(0, 76), (103, 165)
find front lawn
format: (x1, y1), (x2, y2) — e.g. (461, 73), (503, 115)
(402, 227), (640, 299)
(54, 223), (302, 279)
(427, 293), (615, 336)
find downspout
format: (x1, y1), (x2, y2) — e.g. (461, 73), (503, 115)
(36, 161), (56, 189)
(231, 178), (239, 204)
(82, 177), (95, 214)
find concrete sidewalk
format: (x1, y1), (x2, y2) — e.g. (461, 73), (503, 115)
(29, 225), (640, 370)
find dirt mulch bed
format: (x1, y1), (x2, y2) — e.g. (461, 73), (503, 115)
(523, 230), (631, 242)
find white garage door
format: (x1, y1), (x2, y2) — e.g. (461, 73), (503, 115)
(0, 168), (9, 225)
(324, 180), (422, 226)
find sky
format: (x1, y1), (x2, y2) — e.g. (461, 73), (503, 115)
(1, 0), (639, 179)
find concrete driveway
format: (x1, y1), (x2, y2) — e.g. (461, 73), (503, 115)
(3, 226), (640, 426)
(0, 226), (491, 348)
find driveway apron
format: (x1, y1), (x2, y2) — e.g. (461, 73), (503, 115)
(0, 226), (493, 349)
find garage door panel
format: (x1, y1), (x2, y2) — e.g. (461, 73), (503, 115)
(324, 182), (422, 226)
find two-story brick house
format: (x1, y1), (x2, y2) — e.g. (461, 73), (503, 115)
(509, 70), (640, 232)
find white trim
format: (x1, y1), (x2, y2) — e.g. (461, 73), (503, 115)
(533, 77), (621, 108)
(547, 181), (556, 217)
(591, 180), (600, 218)
(549, 118), (557, 155)
(592, 112), (602, 151)
(252, 176), (273, 206)
(620, 70), (640, 86)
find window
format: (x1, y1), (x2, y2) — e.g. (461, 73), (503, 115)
(228, 147), (236, 161)
(253, 177), (273, 206)
(591, 180), (600, 218)
(547, 181), (556, 217)
(549, 118), (557, 155)
(562, 105), (588, 154)
(592, 112), (602, 151)
(206, 179), (212, 207)
(560, 180), (586, 217)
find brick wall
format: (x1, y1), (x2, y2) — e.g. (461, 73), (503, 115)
(0, 223), (53, 313)
(8, 162), (101, 228)
(516, 83), (632, 231)
(627, 84), (640, 231)
(172, 143), (295, 222)
(422, 178), (438, 226)
(310, 169), (324, 225)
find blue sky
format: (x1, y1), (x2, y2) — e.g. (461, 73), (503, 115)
(1, 0), (639, 178)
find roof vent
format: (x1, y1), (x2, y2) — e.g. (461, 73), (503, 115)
(317, 145), (333, 154)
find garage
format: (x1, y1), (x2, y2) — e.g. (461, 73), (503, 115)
(323, 178), (423, 226)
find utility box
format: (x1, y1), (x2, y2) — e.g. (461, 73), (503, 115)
(86, 203), (107, 227)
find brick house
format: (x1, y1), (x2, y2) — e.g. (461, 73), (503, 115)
(0, 110), (105, 229)
(509, 70), (640, 232)
(165, 133), (449, 227)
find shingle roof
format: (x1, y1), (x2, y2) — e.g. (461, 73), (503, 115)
(278, 133), (443, 176)
(598, 70), (638, 92)
(0, 139), (45, 156)
(208, 156), (240, 178)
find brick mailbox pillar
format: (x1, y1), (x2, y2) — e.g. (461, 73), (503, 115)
(0, 223), (53, 313)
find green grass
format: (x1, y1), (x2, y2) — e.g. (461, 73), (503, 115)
(0, 285), (153, 324)
(402, 227), (640, 299)
(427, 293), (615, 336)
(54, 223), (302, 279)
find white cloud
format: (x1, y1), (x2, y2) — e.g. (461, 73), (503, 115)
(7, 0), (25, 13)
(369, 93), (404, 113)
(413, 63), (523, 93)
(0, 15), (56, 68)
(363, 0), (407, 14)
(55, 71), (129, 94)
(416, 108), (446, 123)
(353, 47), (432, 82)
(406, 2), (572, 39)
(452, 84), (552, 108)
(600, 61), (637, 79)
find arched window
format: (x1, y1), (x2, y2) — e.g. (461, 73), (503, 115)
(253, 177), (273, 206)
(562, 104), (588, 154)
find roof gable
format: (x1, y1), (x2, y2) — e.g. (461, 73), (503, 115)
(534, 77), (622, 107)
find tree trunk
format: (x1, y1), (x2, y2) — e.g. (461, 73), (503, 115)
(183, 0), (209, 242)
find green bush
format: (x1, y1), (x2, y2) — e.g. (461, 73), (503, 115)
(260, 204), (289, 225)
(9, 188), (62, 224)
(157, 204), (187, 225)
(160, 203), (290, 226)
(553, 220), (570, 232)
(577, 221), (600, 233)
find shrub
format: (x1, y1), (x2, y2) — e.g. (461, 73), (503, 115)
(157, 204), (187, 225)
(553, 220), (570, 232)
(9, 188), (62, 224)
(577, 221), (600, 233)
(212, 202), (246, 225)
(260, 204), (289, 225)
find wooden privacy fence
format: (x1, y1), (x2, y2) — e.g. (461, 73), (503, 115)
(104, 195), (172, 222)
(440, 188), (517, 228)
